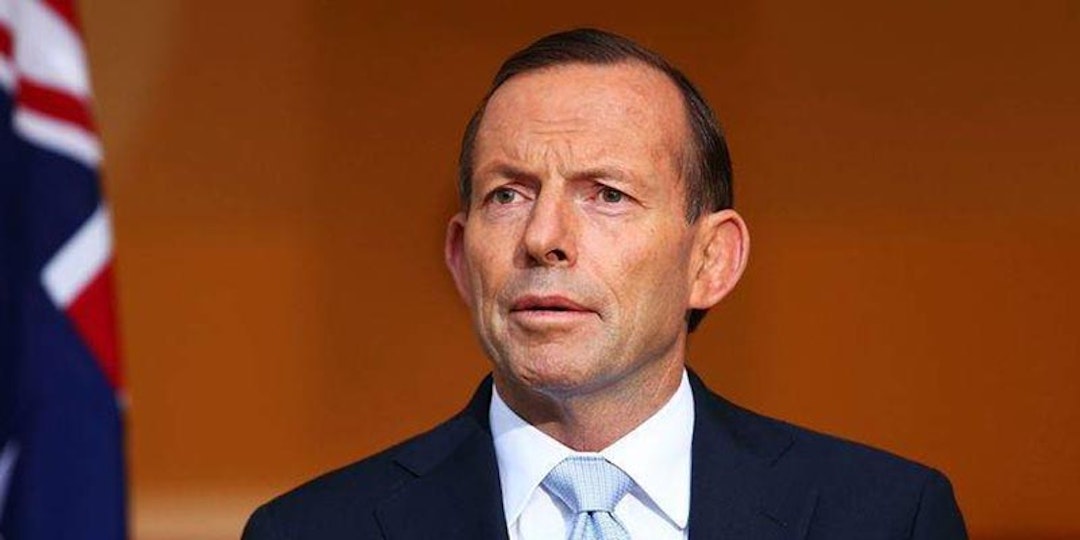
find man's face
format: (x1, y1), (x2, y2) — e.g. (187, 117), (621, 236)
(446, 62), (727, 400)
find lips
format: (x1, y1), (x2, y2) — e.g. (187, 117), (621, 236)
(507, 294), (598, 331)
(510, 295), (591, 313)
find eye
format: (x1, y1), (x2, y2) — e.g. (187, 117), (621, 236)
(598, 186), (626, 204)
(491, 188), (517, 204)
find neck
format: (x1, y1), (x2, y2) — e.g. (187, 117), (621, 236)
(493, 355), (685, 452)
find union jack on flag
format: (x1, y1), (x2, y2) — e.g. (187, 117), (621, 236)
(0, 0), (126, 538)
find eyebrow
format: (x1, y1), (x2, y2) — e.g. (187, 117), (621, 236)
(478, 161), (637, 185)
(480, 162), (540, 183)
(567, 166), (635, 185)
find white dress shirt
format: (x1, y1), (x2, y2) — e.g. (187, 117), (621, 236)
(490, 370), (694, 540)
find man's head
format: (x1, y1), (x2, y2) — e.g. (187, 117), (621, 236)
(445, 29), (749, 405)
(459, 29), (735, 332)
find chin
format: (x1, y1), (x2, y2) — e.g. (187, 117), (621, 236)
(499, 346), (611, 398)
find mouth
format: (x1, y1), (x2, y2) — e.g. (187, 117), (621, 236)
(507, 295), (598, 328)
(510, 295), (591, 313)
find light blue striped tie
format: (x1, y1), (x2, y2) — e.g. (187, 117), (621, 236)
(542, 456), (634, 540)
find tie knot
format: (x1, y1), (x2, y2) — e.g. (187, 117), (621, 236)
(542, 456), (634, 514)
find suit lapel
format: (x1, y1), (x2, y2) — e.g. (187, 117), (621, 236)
(374, 378), (510, 540)
(687, 372), (818, 540)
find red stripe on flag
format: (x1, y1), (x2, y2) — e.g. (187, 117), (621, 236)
(17, 78), (96, 134)
(66, 262), (123, 390)
(42, 0), (83, 36)
(0, 23), (12, 59)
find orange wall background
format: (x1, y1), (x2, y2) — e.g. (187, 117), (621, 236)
(78, 1), (1078, 539)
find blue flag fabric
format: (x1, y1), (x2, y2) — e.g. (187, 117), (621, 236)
(0, 1), (127, 538)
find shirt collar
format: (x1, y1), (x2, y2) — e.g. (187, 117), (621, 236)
(602, 370), (693, 528)
(489, 370), (694, 529)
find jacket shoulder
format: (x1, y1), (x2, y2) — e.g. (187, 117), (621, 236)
(720, 396), (966, 538)
(241, 414), (478, 540)
(697, 379), (945, 487)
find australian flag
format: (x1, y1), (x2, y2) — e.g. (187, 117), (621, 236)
(0, 0), (126, 538)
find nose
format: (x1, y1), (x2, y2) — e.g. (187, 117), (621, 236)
(522, 190), (577, 268)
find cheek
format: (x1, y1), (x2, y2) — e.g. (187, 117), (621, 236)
(598, 225), (693, 314)
(464, 226), (517, 301)
(610, 219), (689, 272)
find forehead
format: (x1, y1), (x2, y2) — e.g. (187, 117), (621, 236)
(476, 61), (689, 164)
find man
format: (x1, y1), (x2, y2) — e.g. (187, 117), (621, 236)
(243, 28), (966, 539)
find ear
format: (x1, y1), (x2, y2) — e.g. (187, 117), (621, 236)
(688, 209), (750, 310)
(444, 212), (473, 306)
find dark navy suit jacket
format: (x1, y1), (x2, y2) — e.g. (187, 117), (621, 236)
(242, 372), (967, 539)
